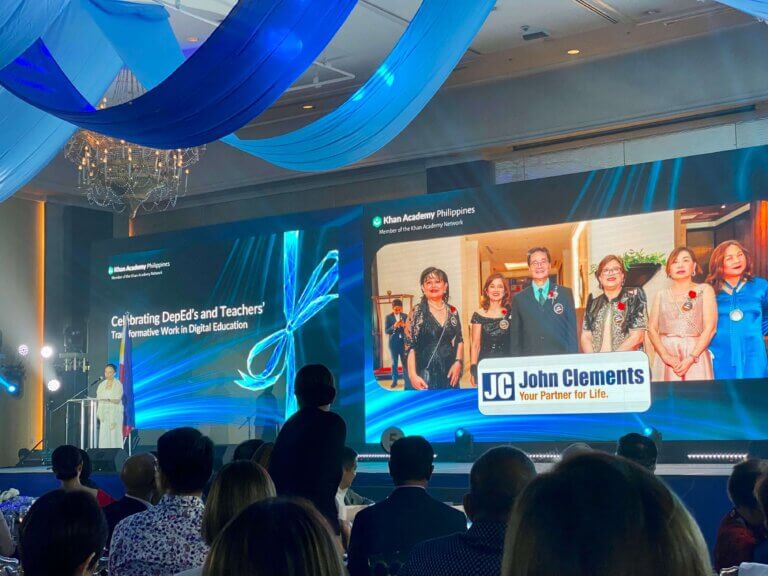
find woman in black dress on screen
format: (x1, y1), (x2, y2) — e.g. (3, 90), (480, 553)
(470, 273), (512, 387)
(405, 267), (464, 390)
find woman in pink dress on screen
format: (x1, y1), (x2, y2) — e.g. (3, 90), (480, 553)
(648, 247), (717, 382)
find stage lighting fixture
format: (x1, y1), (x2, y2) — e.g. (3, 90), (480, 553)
(47, 379), (61, 392)
(0, 364), (24, 396)
(40, 345), (54, 359)
(7, 384), (17, 393)
(17, 344), (29, 357)
(64, 324), (87, 354)
(454, 427), (474, 462)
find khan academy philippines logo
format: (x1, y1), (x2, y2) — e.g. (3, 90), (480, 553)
(371, 215), (383, 229)
(108, 266), (114, 276)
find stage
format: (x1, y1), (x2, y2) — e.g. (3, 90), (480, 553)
(0, 462), (733, 556)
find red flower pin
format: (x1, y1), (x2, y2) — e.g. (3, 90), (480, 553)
(501, 308), (508, 316)
(548, 290), (555, 299)
(449, 305), (457, 314)
(688, 290), (697, 299)
(617, 302), (626, 311)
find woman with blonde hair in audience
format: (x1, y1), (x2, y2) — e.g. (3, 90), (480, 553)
(176, 460), (276, 576)
(502, 452), (711, 576)
(203, 498), (344, 576)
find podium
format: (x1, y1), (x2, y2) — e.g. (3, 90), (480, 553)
(65, 398), (99, 450)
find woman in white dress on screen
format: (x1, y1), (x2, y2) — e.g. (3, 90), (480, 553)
(97, 363), (124, 448)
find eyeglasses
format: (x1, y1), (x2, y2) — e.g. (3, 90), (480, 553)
(601, 267), (623, 276)
(530, 260), (549, 268)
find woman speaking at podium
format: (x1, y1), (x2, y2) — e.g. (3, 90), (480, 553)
(97, 363), (124, 448)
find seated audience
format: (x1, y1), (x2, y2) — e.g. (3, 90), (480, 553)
(110, 427), (214, 576)
(79, 448), (98, 489)
(616, 432), (658, 471)
(347, 436), (467, 576)
(338, 446), (374, 511)
(19, 490), (107, 576)
(0, 512), (14, 557)
(269, 364), (347, 532)
(178, 460), (276, 576)
(252, 441), (275, 469)
(501, 452), (711, 576)
(232, 438), (264, 462)
(715, 459), (768, 572)
(202, 498), (344, 576)
(103, 453), (158, 546)
(51, 444), (116, 507)
(400, 446), (536, 576)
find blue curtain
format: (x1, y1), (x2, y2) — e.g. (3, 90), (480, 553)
(0, 0), (122, 202)
(0, 0), (68, 69)
(717, 0), (768, 18)
(0, 0), (357, 149)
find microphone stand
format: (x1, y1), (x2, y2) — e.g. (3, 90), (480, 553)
(48, 377), (104, 450)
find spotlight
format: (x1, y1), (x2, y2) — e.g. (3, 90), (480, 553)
(40, 345), (54, 359)
(17, 344), (29, 357)
(454, 427), (474, 462)
(47, 379), (61, 393)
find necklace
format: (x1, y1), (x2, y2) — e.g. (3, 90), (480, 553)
(725, 278), (745, 322)
(428, 301), (446, 311)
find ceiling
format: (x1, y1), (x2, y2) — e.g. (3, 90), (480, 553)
(27, 0), (756, 205)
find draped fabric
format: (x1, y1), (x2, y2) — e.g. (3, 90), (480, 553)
(0, 0), (68, 70)
(0, 0), (121, 202)
(717, 0), (768, 19)
(0, 0), (357, 148)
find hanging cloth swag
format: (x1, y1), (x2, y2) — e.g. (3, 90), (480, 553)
(0, 0), (356, 149)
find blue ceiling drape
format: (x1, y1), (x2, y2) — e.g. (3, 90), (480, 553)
(0, 0), (68, 70)
(0, 0), (357, 149)
(717, 0), (768, 19)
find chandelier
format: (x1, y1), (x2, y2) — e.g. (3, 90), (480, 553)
(65, 69), (205, 217)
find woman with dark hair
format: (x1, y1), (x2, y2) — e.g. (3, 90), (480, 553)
(20, 490), (108, 576)
(252, 442), (275, 470)
(581, 255), (647, 353)
(203, 498), (344, 576)
(51, 445), (115, 507)
(648, 247), (717, 382)
(707, 240), (768, 379)
(470, 273), (512, 386)
(97, 362), (124, 449)
(405, 267), (464, 390)
(501, 453), (711, 576)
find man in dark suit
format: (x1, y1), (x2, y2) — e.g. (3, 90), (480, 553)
(347, 436), (467, 576)
(269, 364), (347, 534)
(509, 246), (578, 356)
(103, 453), (157, 547)
(385, 299), (410, 389)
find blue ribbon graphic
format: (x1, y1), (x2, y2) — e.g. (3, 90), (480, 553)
(234, 230), (339, 418)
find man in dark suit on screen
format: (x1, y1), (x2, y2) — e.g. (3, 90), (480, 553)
(508, 246), (578, 356)
(385, 299), (410, 389)
(347, 436), (467, 576)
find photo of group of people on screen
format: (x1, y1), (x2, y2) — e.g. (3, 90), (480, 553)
(380, 239), (767, 390)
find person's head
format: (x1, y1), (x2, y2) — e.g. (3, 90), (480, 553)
(392, 298), (403, 315)
(78, 449), (96, 488)
(666, 247), (699, 281)
(465, 446), (536, 523)
(595, 255), (625, 292)
(341, 446), (359, 491)
(561, 442), (593, 462)
(389, 436), (434, 486)
(754, 474), (768, 530)
(120, 453), (158, 502)
(20, 489), (107, 576)
(233, 439), (265, 462)
(526, 247), (551, 283)
(202, 460), (276, 546)
(252, 442), (275, 470)
(728, 459), (768, 526)
(156, 427), (214, 495)
(481, 273), (511, 310)
(104, 363), (117, 379)
(502, 452), (711, 576)
(294, 364), (336, 409)
(203, 498), (345, 576)
(419, 267), (450, 303)
(616, 433), (658, 472)
(51, 445), (83, 482)
(707, 240), (753, 290)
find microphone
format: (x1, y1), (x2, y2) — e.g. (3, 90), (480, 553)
(88, 376), (104, 389)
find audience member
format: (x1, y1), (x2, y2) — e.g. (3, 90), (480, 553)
(232, 438), (264, 462)
(715, 459), (768, 572)
(79, 448), (98, 489)
(19, 490), (107, 576)
(252, 441), (275, 469)
(0, 512), (14, 557)
(110, 427), (213, 576)
(103, 453), (158, 547)
(338, 446), (374, 510)
(347, 436), (467, 576)
(400, 446), (536, 576)
(51, 444), (116, 507)
(202, 498), (344, 576)
(501, 452), (712, 576)
(560, 442), (592, 461)
(269, 364), (347, 532)
(616, 432), (658, 471)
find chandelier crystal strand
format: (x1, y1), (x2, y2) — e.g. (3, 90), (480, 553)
(64, 69), (205, 216)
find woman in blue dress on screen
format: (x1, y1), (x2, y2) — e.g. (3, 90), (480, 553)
(706, 240), (768, 380)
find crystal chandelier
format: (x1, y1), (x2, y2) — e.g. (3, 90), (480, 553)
(65, 69), (205, 217)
